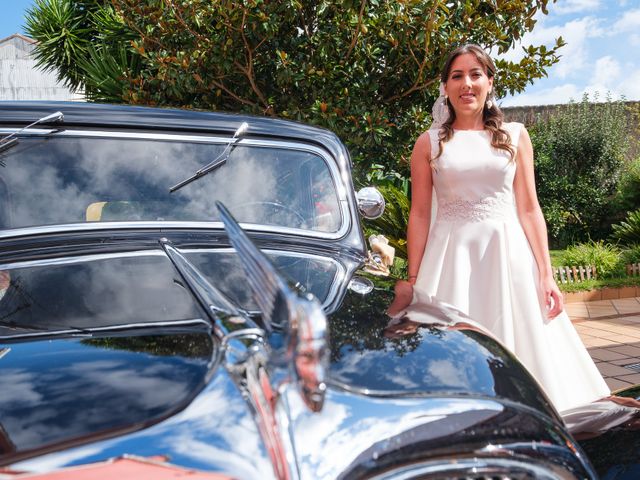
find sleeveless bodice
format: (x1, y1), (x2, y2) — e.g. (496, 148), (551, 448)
(428, 123), (522, 222)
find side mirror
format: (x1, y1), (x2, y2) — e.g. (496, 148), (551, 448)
(356, 187), (385, 219)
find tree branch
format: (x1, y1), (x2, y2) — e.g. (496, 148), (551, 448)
(345, 0), (367, 61)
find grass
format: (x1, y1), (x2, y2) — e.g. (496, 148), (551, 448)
(558, 275), (640, 293)
(550, 249), (564, 267)
(550, 249), (640, 292)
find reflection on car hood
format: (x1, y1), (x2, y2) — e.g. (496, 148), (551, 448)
(0, 329), (215, 464)
(327, 283), (558, 419)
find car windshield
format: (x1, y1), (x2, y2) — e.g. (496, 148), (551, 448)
(0, 133), (342, 233)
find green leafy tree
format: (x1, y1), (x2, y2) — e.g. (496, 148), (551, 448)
(26, 0), (564, 181)
(529, 94), (630, 247)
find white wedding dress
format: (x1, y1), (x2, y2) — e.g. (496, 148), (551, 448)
(413, 122), (610, 413)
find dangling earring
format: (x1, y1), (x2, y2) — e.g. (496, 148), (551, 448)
(444, 95), (448, 106)
(486, 91), (493, 110)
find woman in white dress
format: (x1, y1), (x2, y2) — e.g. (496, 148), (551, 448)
(389, 44), (610, 413)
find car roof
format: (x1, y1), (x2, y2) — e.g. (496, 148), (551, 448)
(0, 101), (347, 159)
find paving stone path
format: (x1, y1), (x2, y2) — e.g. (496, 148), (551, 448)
(567, 297), (640, 391)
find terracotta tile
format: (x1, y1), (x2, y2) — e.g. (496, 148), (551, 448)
(618, 287), (639, 299)
(564, 292), (585, 304)
(575, 325), (607, 335)
(565, 305), (589, 316)
(587, 348), (630, 361)
(602, 288), (621, 300)
(610, 345), (640, 356)
(586, 306), (618, 318)
(587, 328), (624, 338)
(601, 326), (640, 338)
(582, 337), (621, 347)
(612, 297), (640, 306)
(613, 373), (640, 384)
(605, 334), (640, 343)
(613, 305), (640, 314)
(609, 358), (638, 366)
(582, 321), (617, 332)
(586, 299), (617, 307)
(596, 362), (634, 376)
(606, 377), (634, 391)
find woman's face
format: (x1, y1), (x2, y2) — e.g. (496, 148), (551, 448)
(444, 53), (493, 118)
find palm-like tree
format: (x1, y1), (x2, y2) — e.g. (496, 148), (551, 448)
(24, 0), (137, 99)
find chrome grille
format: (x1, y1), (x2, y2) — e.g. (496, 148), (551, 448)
(368, 457), (576, 480)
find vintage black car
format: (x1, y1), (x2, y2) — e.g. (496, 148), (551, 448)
(0, 101), (637, 479)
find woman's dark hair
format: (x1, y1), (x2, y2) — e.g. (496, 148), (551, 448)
(432, 44), (515, 165)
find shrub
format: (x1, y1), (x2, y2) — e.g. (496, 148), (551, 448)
(560, 240), (623, 279)
(530, 94), (631, 248)
(621, 244), (640, 266)
(613, 157), (640, 215)
(611, 209), (640, 246)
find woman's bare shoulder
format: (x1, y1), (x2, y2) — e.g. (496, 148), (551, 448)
(413, 129), (435, 153)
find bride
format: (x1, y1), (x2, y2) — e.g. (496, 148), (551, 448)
(388, 44), (610, 413)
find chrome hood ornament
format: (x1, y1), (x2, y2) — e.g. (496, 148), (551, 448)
(217, 201), (329, 412)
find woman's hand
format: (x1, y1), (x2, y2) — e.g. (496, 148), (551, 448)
(386, 279), (414, 316)
(541, 275), (563, 319)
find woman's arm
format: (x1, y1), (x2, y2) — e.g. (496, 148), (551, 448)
(406, 132), (433, 285)
(386, 132), (432, 316)
(513, 126), (563, 318)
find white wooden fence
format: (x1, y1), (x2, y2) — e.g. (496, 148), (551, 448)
(553, 265), (597, 284)
(553, 263), (640, 283)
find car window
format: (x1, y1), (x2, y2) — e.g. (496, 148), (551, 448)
(0, 134), (342, 233)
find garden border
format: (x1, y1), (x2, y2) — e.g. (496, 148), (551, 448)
(564, 286), (640, 303)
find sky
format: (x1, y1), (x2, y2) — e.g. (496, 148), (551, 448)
(1, 0), (639, 107)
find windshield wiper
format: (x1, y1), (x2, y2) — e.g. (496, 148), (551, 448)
(0, 111), (65, 156)
(169, 121), (248, 193)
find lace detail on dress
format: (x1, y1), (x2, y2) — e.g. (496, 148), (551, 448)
(437, 192), (515, 222)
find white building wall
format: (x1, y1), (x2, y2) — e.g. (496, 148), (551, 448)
(0, 34), (83, 101)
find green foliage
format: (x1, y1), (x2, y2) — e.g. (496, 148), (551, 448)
(621, 244), (640, 266)
(611, 209), (640, 246)
(25, 0), (564, 181)
(530, 94), (630, 247)
(558, 275), (640, 293)
(560, 240), (623, 279)
(612, 157), (640, 216)
(363, 183), (410, 260)
(24, 0), (135, 93)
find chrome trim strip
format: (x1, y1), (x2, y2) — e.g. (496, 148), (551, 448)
(0, 318), (210, 341)
(0, 249), (166, 271)
(368, 457), (570, 480)
(0, 128), (352, 239)
(0, 217), (347, 241)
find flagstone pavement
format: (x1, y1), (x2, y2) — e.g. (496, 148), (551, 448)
(567, 296), (640, 392)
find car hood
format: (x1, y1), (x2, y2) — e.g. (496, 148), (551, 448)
(326, 282), (559, 419)
(0, 242), (558, 468)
